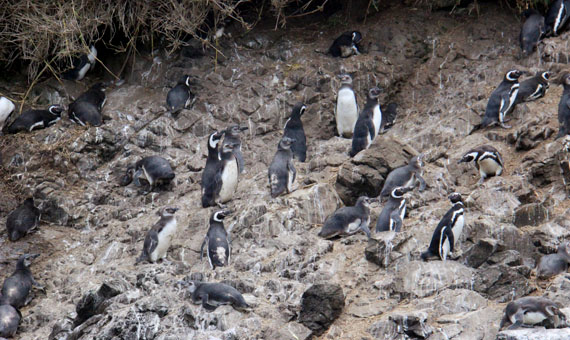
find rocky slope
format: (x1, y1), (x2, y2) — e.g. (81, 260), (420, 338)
(1, 2), (570, 340)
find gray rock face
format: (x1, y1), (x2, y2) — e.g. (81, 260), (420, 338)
(365, 230), (412, 267)
(496, 328), (570, 340)
(464, 238), (502, 268)
(513, 203), (548, 227)
(298, 284), (345, 336)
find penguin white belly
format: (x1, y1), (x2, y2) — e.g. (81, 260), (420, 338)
(399, 200), (406, 221)
(0, 97), (15, 126)
(479, 159), (501, 177)
(451, 215), (464, 247)
(346, 218), (362, 234)
(439, 227), (450, 261)
(287, 169), (294, 193)
(520, 311), (547, 325)
(150, 218), (178, 261)
(219, 159), (239, 203)
(372, 105), (382, 138)
(142, 165), (154, 186)
(216, 245), (227, 264)
(336, 89), (358, 137)
(77, 63), (90, 81)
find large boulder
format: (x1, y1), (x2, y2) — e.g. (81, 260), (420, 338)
(496, 328), (570, 340)
(298, 283), (345, 336)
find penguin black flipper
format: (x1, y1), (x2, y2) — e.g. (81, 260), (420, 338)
(445, 225), (455, 254)
(200, 236), (208, 263)
(288, 158), (296, 185)
(556, 97), (570, 139)
(138, 230), (158, 263)
(389, 209), (402, 232)
(366, 119), (375, 142)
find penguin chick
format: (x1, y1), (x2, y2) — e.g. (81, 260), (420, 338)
(0, 304), (21, 338)
(556, 72), (570, 139)
(120, 156), (175, 192)
(187, 281), (250, 311)
(350, 87), (382, 157)
(375, 186), (413, 233)
(328, 31), (363, 58)
(458, 145), (503, 184)
(520, 9), (545, 56)
(166, 75), (194, 114)
(537, 242), (570, 279)
(224, 124), (248, 174)
(3, 105), (63, 134)
(499, 297), (566, 330)
(380, 154), (427, 198)
(421, 193), (465, 261)
(0, 254), (41, 308)
(200, 210), (232, 269)
(6, 198), (40, 242)
(283, 103), (307, 162)
(514, 71), (550, 104)
(136, 207), (179, 264)
(268, 136), (296, 198)
(335, 74), (358, 138)
(318, 196), (376, 239)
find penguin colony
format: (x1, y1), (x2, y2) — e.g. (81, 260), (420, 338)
(3, 3), (570, 337)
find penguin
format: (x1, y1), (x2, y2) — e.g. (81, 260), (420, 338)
(0, 304), (21, 338)
(268, 136), (296, 198)
(0, 97), (15, 131)
(224, 124), (248, 174)
(335, 74), (358, 138)
(187, 280), (250, 311)
(201, 141), (239, 207)
(5, 198), (40, 242)
(136, 207), (179, 264)
(283, 103), (307, 162)
(350, 87), (382, 157)
(380, 154), (427, 198)
(520, 9), (545, 56)
(470, 70), (522, 132)
(166, 75), (194, 114)
(200, 210), (232, 269)
(328, 31), (363, 58)
(318, 196), (376, 239)
(458, 145), (503, 184)
(68, 83), (106, 127)
(556, 72), (570, 139)
(119, 156), (175, 192)
(545, 0), (570, 36)
(201, 131), (225, 207)
(375, 186), (413, 233)
(537, 242), (570, 279)
(499, 297), (566, 330)
(514, 71), (550, 104)
(420, 193), (465, 261)
(0, 254), (41, 308)
(62, 45), (98, 81)
(3, 105), (63, 134)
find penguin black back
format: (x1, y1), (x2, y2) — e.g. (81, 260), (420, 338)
(283, 103), (307, 162)
(556, 72), (570, 139)
(0, 254), (40, 308)
(68, 83), (107, 127)
(166, 75), (193, 113)
(6, 198), (40, 242)
(328, 31), (363, 58)
(3, 105), (63, 134)
(545, 0), (570, 36)
(515, 71), (550, 104)
(520, 9), (545, 56)
(350, 87), (381, 157)
(0, 304), (21, 338)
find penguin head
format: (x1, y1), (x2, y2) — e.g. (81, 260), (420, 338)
(187, 280), (201, 293)
(90, 82), (106, 92)
(292, 102), (307, 118)
(448, 192), (462, 204)
(182, 75), (192, 87)
(541, 71), (551, 82)
(158, 206), (178, 217)
(23, 197), (35, 207)
(458, 151), (478, 164)
(351, 31), (363, 44)
(212, 209), (232, 222)
(505, 70), (523, 82)
(391, 186), (413, 199)
(226, 124), (248, 136)
(222, 141), (238, 153)
(410, 154), (424, 169)
(278, 136), (296, 150)
(557, 241), (570, 261)
(18, 253), (40, 269)
(355, 196), (377, 207)
(48, 105), (64, 116)
(208, 131), (224, 150)
(368, 87), (382, 100)
(338, 74), (352, 85)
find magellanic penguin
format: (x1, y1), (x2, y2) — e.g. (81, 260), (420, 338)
(520, 9), (545, 56)
(62, 45), (97, 81)
(120, 156), (175, 193)
(166, 75), (194, 114)
(224, 124), (248, 174)
(458, 145), (503, 184)
(283, 103), (307, 162)
(328, 31), (363, 58)
(68, 83), (106, 127)
(136, 207), (179, 264)
(318, 196), (376, 239)
(556, 72), (570, 139)
(201, 131), (225, 207)
(335, 74), (358, 138)
(3, 105), (63, 134)
(0, 304), (21, 338)
(537, 242), (570, 279)
(6, 198), (40, 242)
(0, 97), (15, 131)
(187, 280), (250, 311)
(0, 254), (41, 308)
(470, 70), (522, 133)
(545, 0), (570, 36)
(268, 136), (296, 198)
(380, 154), (427, 198)
(375, 186), (413, 233)
(200, 210), (232, 269)
(201, 141), (239, 208)
(420, 193), (465, 261)
(514, 71), (550, 105)
(499, 297), (567, 330)
(350, 87), (382, 157)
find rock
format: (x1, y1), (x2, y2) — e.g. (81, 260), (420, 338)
(513, 203), (548, 227)
(74, 280), (127, 326)
(544, 274), (570, 306)
(266, 322), (312, 340)
(435, 307), (502, 340)
(496, 328), (570, 340)
(298, 283), (345, 336)
(414, 289), (488, 317)
(531, 222), (570, 254)
(473, 264), (534, 302)
(487, 250), (522, 267)
(365, 231), (412, 267)
(463, 238), (501, 268)
(390, 311), (433, 338)
(284, 183), (342, 225)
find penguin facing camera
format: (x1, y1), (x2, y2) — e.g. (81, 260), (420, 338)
(375, 186), (413, 233)
(136, 207), (179, 264)
(350, 87), (383, 157)
(335, 74), (358, 138)
(318, 196), (376, 239)
(268, 136), (296, 198)
(200, 210), (232, 269)
(458, 145), (503, 184)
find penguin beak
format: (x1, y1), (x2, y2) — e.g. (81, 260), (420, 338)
(369, 197), (379, 203)
(239, 126), (248, 131)
(28, 254), (40, 260)
(171, 208), (179, 212)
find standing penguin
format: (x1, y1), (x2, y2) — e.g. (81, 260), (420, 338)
(537, 242), (570, 279)
(119, 156), (175, 192)
(201, 131), (225, 207)
(187, 281), (250, 311)
(375, 186), (413, 233)
(556, 72), (570, 139)
(224, 124), (248, 174)
(200, 210), (232, 269)
(6, 198), (40, 242)
(545, 0), (570, 36)
(421, 193), (465, 261)
(458, 145), (504, 184)
(283, 103), (307, 162)
(499, 297), (567, 330)
(201, 142), (239, 207)
(166, 75), (194, 114)
(0, 97), (15, 131)
(268, 136), (296, 198)
(136, 207), (179, 264)
(3, 105), (63, 134)
(520, 9), (545, 56)
(68, 83), (106, 127)
(318, 196), (375, 239)
(380, 155), (427, 198)
(62, 45), (97, 81)
(328, 31), (363, 58)
(514, 71), (550, 104)
(0, 304), (21, 338)
(335, 74), (358, 138)
(350, 87), (382, 157)
(0, 254), (41, 308)
(470, 70), (522, 132)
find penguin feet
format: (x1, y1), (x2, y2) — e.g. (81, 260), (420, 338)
(477, 177), (486, 185)
(500, 123), (512, 129)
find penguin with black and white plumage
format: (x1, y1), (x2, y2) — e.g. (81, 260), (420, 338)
(375, 186), (413, 233)
(520, 9), (545, 56)
(328, 31), (363, 58)
(380, 154), (426, 199)
(3, 105), (64, 134)
(0, 304), (21, 338)
(201, 141), (239, 208)
(68, 83), (106, 127)
(224, 124), (248, 174)
(0, 254), (42, 308)
(0, 97), (15, 132)
(201, 131), (224, 207)
(458, 145), (503, 184)
(268, 136), (296, 198)
(420, 193), (465, 261)
(283, 103), (307, 162)
(350, 87), (382, 157)
(6, 198), (40, 242)
(318, 196), (376, 239)
(556, 72), (570, 139)
(514, 71), (550, 105)
(470, 70), (522, 133)
(335, 74), (358, 138)
(200, 210), (232, 269)
(499, 297), (567, 330)
(545, 0), (570, 36)
(136, 207), (179, 264)
(119, 156), (175, 193)
(187, 281), (250, 311)
(62, 45), (98, 81)
(166, 75), (194, 114)
(537, 242), (570, 279)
